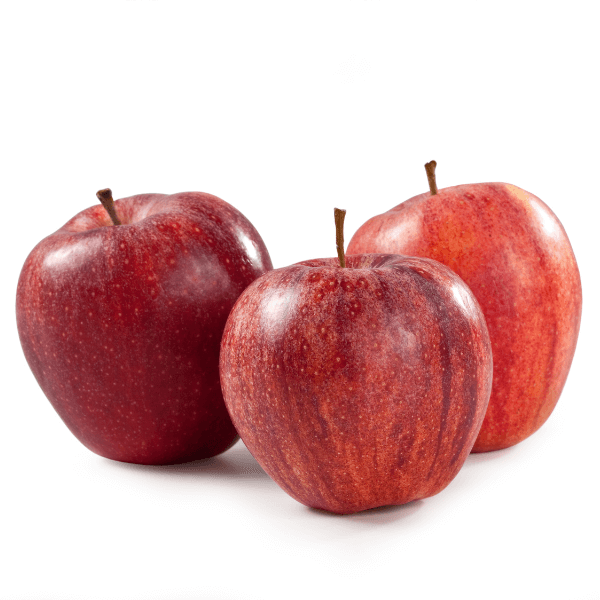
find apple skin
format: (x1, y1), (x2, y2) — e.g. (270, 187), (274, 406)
(16, 192), (272, 465)
(347, 183), (582, 452)
(220, 254), (492, 514)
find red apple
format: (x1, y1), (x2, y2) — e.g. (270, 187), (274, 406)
(16, 190), (272, 465)
(347, 162), (582, 452)
(219, 210), (492, 514)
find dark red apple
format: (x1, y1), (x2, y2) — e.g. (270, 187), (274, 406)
(16, 189), (272, 465)
(348, 162), (582, 452)
(220, 210), (492, 514)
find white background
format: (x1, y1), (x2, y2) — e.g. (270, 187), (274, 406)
(1, 1), (599, 599)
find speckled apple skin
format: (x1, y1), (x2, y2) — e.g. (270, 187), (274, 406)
(220, 254), (492, 514)
(347, 184), (582, 452)
(17, 192), (272, 465)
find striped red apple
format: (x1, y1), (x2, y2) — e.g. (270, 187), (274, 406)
(348, 163), (582, 452)
(220, 210), (492, 513)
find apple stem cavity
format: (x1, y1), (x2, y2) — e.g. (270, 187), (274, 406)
(334, 208), (347, 268)
(425, 161), (438, 195)
(96, 188), (122, 226)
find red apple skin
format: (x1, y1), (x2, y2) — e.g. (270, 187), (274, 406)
(16, 192), (272, 465)
(220, 254), (492, 514)
(347, 183), (582, 452)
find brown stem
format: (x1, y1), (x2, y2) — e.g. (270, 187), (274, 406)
(424, 161), (438, 195)
(96, 188), (122, 226)
(334, 208), (347, 268)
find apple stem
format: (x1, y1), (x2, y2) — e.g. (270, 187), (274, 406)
(96, 188), (122, 226)
(334, 208), (347, 268)
(425, 161), (438, 195)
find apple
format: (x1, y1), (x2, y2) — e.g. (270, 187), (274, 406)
(16, 189), (272, 465)
(348, 162), (582, 452)
(220, 209), (492, 514)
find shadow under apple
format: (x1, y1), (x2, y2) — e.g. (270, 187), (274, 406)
(463, 444), (517, 469)
(309, 498), (425, 524)
(104, 439), (272, 482)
